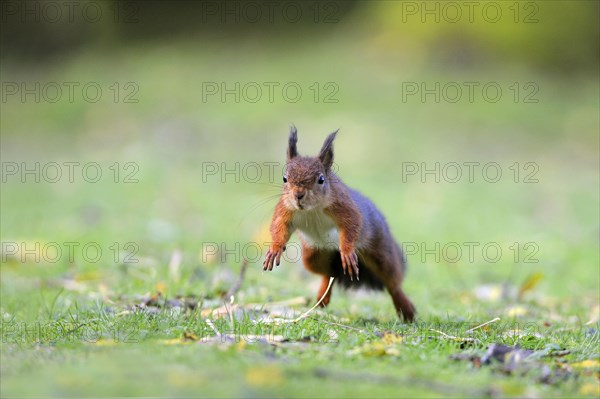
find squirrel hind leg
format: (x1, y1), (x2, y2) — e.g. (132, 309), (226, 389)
(387, 285), (416, 322)
(301, 246), (336, 307)
(317, 276), (333, 307)
(360, 252), (416, 322)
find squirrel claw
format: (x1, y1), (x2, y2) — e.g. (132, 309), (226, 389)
(341, 250), (359, 281)
(264, 246), (283, 271)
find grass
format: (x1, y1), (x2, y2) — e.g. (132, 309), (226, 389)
(1, 30), (599, 397)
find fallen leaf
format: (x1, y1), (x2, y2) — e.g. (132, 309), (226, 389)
(380, 332), (403, 345)
(579, 383), (600, 396)
(571, 360), (600, 369)
(351, 342), (399, 357)
(350, 333), (402, 357)
(246, 366), (284, 387)
(93, 339), (116, 346)
(506, 305), (528, 317)
(156, 281), (167, 295)
(518, 272), (543, 299)
(183, 331), (199, 341)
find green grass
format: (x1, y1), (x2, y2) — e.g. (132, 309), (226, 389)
(1, 31), (599, 398)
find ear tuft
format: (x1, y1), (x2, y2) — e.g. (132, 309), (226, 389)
(318, 129), (338, 170)
(287, 124), (298, 160)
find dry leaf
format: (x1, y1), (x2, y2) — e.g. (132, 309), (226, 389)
(571, 360), (600, 369)
(518, 272), (543, 299)
(579, 383), (600, 396)
(506, 305), (528, 317)
(246, 366), (284, 387)
(350, 333), (403, 357)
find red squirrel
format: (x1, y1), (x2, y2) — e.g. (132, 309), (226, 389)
(263, 126), (416, 322)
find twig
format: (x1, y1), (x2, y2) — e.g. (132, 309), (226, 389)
(429, 329), (477, 343)
(309, 316), (366, 333)
(271, 277), (335, 324)
(226, 258), (249, 299)
(225, 296), (235, 330)
(429, 329), (455, 339)
(289, 277), (334, 323)
(466, 317), (501, 333)
(205, 318), (221, 337)
(247, 278), (334, 325)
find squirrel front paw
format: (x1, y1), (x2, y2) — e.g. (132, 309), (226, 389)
(340, 248), (359, 280)
(263, 245), (285, 271)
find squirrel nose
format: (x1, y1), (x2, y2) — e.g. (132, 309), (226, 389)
(295, 191), (305, 200)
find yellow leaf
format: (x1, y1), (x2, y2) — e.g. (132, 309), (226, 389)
(246, 366), (284, 387)
(156, 281), (167, 295)
(183, 331), (199, 341)
(351, 336), (402, 357)
(506, 305), (528, 317)
(571, 360), (600, 369)
(93, 339), (116, 346)
(381, 332), (403, 345)
(361, 342), (388, 356)
(518, 272), (543, 299)
(579, 383), (600, 396)
(167, 371), (205, 388)
(236, 341), (247, 351)
(75, 271), (101, 281)
(160, 338), (193, 345)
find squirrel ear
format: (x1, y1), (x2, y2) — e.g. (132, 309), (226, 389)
(287, 124), (298, 160)
(318, 129), (338, 170)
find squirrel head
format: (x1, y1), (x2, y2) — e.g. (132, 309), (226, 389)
(282, 125), (338, 211)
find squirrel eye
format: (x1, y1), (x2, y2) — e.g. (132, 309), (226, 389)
(283, 176), (288, 183)
(318, 174), (325, 184)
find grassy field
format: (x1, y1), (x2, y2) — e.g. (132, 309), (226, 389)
(1, 30), (599, 398)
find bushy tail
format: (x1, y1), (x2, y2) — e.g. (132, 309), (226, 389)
(329, 251), (385, 290)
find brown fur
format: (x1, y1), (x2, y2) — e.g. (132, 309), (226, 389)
(263, 127), (416, 322)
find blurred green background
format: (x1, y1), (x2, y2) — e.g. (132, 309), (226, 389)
(1, 1), (599, 397)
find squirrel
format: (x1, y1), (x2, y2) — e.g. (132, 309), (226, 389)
(263, 126), (416, 322)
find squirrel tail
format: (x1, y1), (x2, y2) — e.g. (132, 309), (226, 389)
(331, 252), (385, 290)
